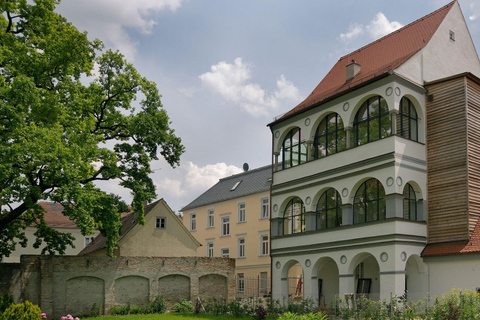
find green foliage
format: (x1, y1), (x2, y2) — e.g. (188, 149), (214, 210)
(1, 301), (42, 320)
(253, 305), (267, 320)
(145, 296), (166, 314)
(89, 302), (103, 317)
(278, 312), (328, 320)
(172, 299), (194, 314)
(0, 0), (184, 259)
(0, 292), (14, 314)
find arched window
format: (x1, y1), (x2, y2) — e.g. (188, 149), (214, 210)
(316, 188), (342, 230)
(403, 183), (417, 220)
(283, 197), (305, 234)
(353, 179), (386, 224)
(398, 97), (418, 141)
(353, 96), (391, 146)
(314, 113), (346, 159)
(282, 128), (307, 169)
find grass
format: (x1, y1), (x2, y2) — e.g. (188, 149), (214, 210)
(82, 313), (270, 320)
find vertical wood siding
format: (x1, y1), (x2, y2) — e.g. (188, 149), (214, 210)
(426, 77), (469, 243)
(466, 78), (480, 237)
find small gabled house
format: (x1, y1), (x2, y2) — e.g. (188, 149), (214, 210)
(268, 0), (480, 304)
(80, 199), (201, 257)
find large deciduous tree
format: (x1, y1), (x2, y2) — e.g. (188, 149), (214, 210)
(0, 0), (184, 258)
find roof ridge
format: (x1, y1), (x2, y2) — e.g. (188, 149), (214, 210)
(218, 164), (271, 182)
(339, 0), (455, 61)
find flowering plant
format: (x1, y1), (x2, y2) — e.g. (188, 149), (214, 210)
(60, 315), (79, 320)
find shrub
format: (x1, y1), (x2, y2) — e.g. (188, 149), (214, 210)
(278, 311), (328, 320)
(172, 299), (194, 313)
(1, 301), (42, 320)
(146, 296), (166, 314)
(0, 292), (14, 314)
(253, 305), (267, 320)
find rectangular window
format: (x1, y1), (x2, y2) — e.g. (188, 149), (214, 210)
(156, 217), (166, 228)
(207, 209), (215, 228)
(190, 213), (197, 231)
(84, 236), (95, 247)
(261, 198), (269, 219)
(207, 241), (214, 257)
(238, 236), (246, 258)
(221, 216), (230, 236)
(221, 247), (230, 258)
(238, 202), (246, 222)
(260, 234), (269, 256)
(237, 273), (245, 293)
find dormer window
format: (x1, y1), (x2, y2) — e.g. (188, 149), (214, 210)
(231, 180), (242, 191)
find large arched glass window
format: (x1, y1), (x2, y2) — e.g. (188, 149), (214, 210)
(316, 188), (342, 230)
(353, 96), (391, 146)
(283, 197), (305, 234)
(282, 128), (307, 169)
(403, 183), (417, 220)
(353, 179), (386, 224)
(314, 113), (346, 159)
(398, 97), (418, 141)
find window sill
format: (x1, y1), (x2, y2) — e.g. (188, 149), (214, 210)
(190, 229), (197, 232)
(220, 235), (231, 238)
(259, 217), (269, 220)
(236, 257), (246, 260)
(237, 221), (247, 224)
(206, 226), (215, 229)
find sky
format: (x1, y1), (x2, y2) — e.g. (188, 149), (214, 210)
(55, 0), (480, 213)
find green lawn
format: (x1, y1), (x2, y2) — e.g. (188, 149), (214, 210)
(82, 313), (269, 320)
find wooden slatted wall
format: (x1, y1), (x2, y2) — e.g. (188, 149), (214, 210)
(426, 76), (469, 243)
(466, 77), (480, 237)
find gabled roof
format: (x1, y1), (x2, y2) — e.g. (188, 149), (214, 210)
(180, 165), (271, 212)
(79, 198), (200, 256)
(269, 1), (455, 126)
(38, 202), (77, 227)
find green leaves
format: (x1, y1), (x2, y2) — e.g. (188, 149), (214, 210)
(0, 0), (184, 258)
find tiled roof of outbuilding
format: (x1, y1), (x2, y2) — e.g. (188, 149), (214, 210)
(180, 165), (272, 212)
(269, 1), (455, 126)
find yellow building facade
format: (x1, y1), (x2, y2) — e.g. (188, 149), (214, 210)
(181, 165), (271, 296)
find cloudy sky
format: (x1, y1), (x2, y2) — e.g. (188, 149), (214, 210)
(56, 0), (480, 213)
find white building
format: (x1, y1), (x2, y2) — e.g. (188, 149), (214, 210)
(268, 0), (480, 304)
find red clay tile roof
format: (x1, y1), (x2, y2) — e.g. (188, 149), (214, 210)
(270, 1), (455, 125)
(422, 216), (480, 257)
(38, 202), (77, 227)
(78, 199), (162, 255)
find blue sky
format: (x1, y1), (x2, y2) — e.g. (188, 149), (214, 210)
(56, 0), (480, 212)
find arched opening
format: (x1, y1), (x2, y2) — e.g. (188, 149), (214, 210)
(283, 197), (305, 235)
(313, 113), (346, 159)
(287, 263), (304, 302)
(316, 188), (342, 230)
(353, 179), (386, 224)
(353, 96), (391, 146)
(405, 255), (427, 302)
(397, 97), (418, 141)
(403, 183), (417, 221)
(314, 257), (339, 306)
(281, 127), (307, 169)
(351, 253), (380, 301)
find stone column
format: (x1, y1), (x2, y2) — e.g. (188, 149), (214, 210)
(379, 271), (406, 301)
(385, 193), (404, 219)
(390, 110), (398, 135)
(305, 211), (316, 232)
(274, 152), (280, 172)
(345, 127), (352, 149)
(190, 275), (199, 303)
(342, 204), (353, 226)
(339, 274), (355, 299)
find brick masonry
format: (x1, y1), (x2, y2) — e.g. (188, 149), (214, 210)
(0, 255), (235, 318)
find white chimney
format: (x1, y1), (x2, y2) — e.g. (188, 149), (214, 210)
(346, 60), (361, 82)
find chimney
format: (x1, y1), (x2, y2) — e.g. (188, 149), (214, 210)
(346, 60), (361, 82)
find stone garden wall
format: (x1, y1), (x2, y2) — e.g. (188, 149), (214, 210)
(0, 255), (235, 318)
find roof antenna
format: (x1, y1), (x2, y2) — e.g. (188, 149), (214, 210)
(243, 163), (249, 172)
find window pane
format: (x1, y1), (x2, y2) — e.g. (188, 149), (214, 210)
(358, 103), (368, 120)
(411, 119), (418, 141)
(380, 114), (391, 138)
(366, 201), (378, 222)
(354, 203), (364, 224)
(357, 121), (368, 145)
(317, 212), (326, 229)
(317, 120), (326, 135)
(317, 135), (326, 158)
(327, 208), (337, 228)
(370, 116), (380, 141)
(379, 198), (386, 220)
(337, 129), (346, 152)
(327, 132), (336, 155)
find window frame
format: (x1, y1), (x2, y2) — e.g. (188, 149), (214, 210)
(220, 247), (230, 258)
(259, 232), (269, 256)
(398, 97), (419, 142)
(190, 213), (197, 231)
(314, 113), (346, 159)
(207, 209), (215, 228)
(353, 96), (391, 146)
(237, 235), (246, 259)
(238, 202), (246, 223)
(221, 214), (231, 237)
(316, 188), (342, 230)
(237, 273), (245, 293)
(260, 197), (269, 219)
(281, 127), (307, 169)
(156, 217), (166, 229)
(84, 236), (95, 247)
(206, 240), (214, 258)
(353, 179), (386, 224)
(283, 197), (306, 235)
(403, 183), (417, 221)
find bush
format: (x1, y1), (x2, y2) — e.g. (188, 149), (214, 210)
(172, 299), (194, 313)
(146, 296), (166, 314)
(1, 301), (42, 320)
(0, 292), (14, 314)
(253, 305), (267, 320)
(278, 311), (328, 320)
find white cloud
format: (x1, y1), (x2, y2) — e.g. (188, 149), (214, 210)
(366, 12), (403, 39)
(155, 161), (243, 199)
(199, 58), (301, 117)
(339, 23), (364, 43)
(57, 0), (183, 61)
(469, 2), (479, 21)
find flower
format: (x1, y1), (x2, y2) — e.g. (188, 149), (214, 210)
(41, 313), (47, 319)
